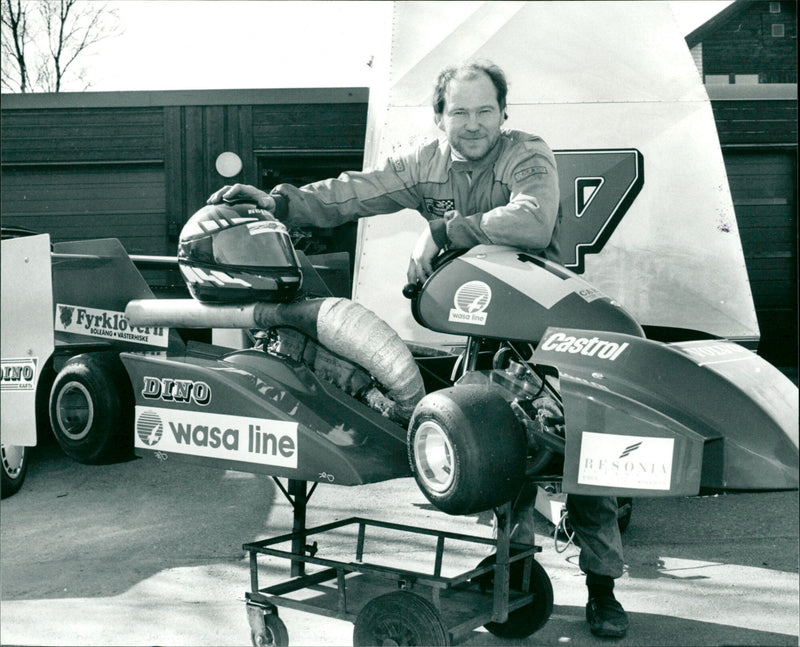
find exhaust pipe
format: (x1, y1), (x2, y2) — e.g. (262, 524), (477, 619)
(125, 297), (425, 420)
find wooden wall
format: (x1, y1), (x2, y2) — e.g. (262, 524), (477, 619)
(0, 89), (369, 256)
(700, 1), (797, 83)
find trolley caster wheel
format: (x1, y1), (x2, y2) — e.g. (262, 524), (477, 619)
(247, 603), (288, 647)
(353, 590), (450, 646)
(472, 553), (553, 639)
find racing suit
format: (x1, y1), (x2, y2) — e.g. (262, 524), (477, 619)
(269, 130), (561, 259)
(270, 129), (623, 579)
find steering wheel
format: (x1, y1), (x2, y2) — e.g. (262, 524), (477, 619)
(402, 248), (468, 299)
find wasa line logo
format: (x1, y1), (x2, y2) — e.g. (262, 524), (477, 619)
(134, 407), (298, 469)
(448, 281), (492, 326)
(137, 409), (164, 446)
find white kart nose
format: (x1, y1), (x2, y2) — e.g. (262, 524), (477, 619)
(413, 420), (455, 493)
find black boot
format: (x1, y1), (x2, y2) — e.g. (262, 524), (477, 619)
(585, 572), (628, 638)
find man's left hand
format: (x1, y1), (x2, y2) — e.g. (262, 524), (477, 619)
(407, 226), (442, 284)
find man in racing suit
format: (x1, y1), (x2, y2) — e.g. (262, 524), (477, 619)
(209, 60), (628, 639)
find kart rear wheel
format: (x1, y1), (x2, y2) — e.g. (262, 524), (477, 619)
(1, 444), (29, 498)
(472, 553), (553, 638)
(408, 385), (526, 516)
(353, 591), (449, 646)
(49, 352), (133, 464)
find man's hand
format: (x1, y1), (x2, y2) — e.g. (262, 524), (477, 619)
(207, 183), (275, 211)
(407, 226), (442, 284)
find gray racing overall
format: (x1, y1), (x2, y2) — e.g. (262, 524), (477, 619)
(270, 130), (624, 579)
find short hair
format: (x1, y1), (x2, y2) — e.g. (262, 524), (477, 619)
(433, 60), (509, 116)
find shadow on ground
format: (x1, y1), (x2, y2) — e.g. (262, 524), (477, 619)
(1, 436), (276, 601)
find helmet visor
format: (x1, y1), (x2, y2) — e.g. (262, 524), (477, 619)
(213, 221), (297, 268)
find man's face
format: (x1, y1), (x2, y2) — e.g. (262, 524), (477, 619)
(436, 72), (505, 162)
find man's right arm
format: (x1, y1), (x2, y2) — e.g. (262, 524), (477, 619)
(208, 154), (423, 228)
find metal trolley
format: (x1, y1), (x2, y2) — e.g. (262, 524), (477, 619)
(243, 479), (553, 647)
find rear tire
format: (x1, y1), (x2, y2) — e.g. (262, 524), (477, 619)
(408, 385), (526, 515)
(49, 353), (133, 464)
(1, 444), (29, 498)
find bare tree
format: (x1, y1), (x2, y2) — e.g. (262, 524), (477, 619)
(1, 0), (121, 92)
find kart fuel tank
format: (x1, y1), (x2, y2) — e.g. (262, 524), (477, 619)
(413, 245), (644, 343)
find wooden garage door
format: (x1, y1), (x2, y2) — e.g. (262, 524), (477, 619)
(0, 164), (167, 255)
(725, 150), (797, 365)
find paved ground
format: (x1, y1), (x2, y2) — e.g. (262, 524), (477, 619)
(1, 432), (798, 647)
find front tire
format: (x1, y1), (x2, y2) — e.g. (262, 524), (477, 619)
(408, 385), (526, 516)
(49, 353), (133, 464)
(1, 444), (29, 498)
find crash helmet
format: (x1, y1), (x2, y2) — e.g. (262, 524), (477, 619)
(177, 201), (302, 303)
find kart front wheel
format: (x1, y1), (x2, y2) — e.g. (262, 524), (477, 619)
(408, 385), (526, 516)
(49, 353), (133, 464)
(1, 444), (29, 498)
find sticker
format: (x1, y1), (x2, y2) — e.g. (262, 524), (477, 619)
(1, 357), (37, 391)
(672, 340), (753, 366)
(135, 407), (298, 468)
(577, 432), (673, 490)
(540, 332), (629, 360)
(513, 166), (548, 182)
(448, 281), (491, 326)
(247, 220), (287, 235)
(572, 283), (603, 303)
(142, 376), (212, 406)
(56, 303), (169, 348)
(424, 198), (455, 217)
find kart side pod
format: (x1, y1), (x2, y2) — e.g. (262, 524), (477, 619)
(532, 328), (799, 497)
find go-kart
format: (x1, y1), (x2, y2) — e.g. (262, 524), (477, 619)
(4, 208), (796, 644)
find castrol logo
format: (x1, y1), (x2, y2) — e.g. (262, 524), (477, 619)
(541, 332), (629, 361)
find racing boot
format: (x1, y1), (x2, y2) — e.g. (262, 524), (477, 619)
(585, 572), (629, 638)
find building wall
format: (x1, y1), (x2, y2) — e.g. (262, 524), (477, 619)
(700, 1), (796, 84)
(1, 89), (368, 258)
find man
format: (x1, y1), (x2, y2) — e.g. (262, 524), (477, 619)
(208, 60), (629, 639)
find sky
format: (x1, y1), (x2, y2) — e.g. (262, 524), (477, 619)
(63, 1), (734, 93)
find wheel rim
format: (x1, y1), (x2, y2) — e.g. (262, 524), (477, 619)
(55, 381), (94, 441)
(1, 444), (26, 478)
(413, 420), (455, 493)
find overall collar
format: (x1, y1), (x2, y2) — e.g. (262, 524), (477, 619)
(448, 135), (505, 173)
